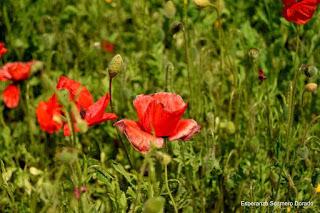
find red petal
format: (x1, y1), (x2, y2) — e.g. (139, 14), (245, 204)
(57, 76), (94, 109)
(0, 42), (8, 58)
(134, 92), (187, 137)
(283, 0), (318, 25)
(169, 119), (200, 141)
(6, 62), (32, 81)
(115, 119), (164, 153)
(0, 64), (11, 81)
(2, 84), (20, 108)
(36, 95), (63, 133)
(84, 93), (117, 126)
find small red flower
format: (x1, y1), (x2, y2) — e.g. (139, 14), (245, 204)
(115, 92), (200, 153)
(101, 40), (114, 53)
(37, 76), (117, 136)
(2, 84), (20, 108)
(258, 69), (267, 82)
(0, 62), (33, 82)
(0, 42), (8, 58)
(36, 95), (63, 134)
(282, 0), (319, 25)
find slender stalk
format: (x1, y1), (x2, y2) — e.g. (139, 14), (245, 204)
(164, 164), (178, 213)
(183, 0), (192, 101)
(109, 78), (113, 112)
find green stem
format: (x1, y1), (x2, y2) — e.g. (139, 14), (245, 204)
(164, 164), (178, 213)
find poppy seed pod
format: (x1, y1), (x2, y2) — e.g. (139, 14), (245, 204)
(108, 54), (123, 78)
(305, 83), (318, 93)
(193, 0), (211, 7)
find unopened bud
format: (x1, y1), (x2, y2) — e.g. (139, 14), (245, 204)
(193, 0), (211, 7)
(164, 1), (176, 19)
(31, 61), (44, 74)
(156, 151), (172, 165)
(143, 197), (165, 213)
(305, 83), (317, 93)
(301, 64), (318, 78)
(108, 54), (123, 78)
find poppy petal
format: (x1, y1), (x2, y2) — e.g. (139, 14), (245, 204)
(283, 0), (318, 25)
(140, 99), (187, 137)
(0, 42), (8, 58)
(6, 62), (33, 81)
(0, 64), (11, 81)
(2, 84), (20, 108)
(57, 76), (94, 109)
(133, 94), (154, 122)
(169, 119), (201, 141)
(36, 95), (63, 133)
(85, 93), (117, 126)
(114, 119), (164, 153)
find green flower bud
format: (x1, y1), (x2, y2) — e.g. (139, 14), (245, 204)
(193, 0), (211, 8)
(163, 1), (176, 19)
(156, 151), (172, 166)
(143, 197), (165, 213)
(108, 54), (123, 78)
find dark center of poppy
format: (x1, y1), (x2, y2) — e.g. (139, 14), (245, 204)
(80, 108), (86, 119)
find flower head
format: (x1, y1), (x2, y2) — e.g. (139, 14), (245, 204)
(36, 95), (63, 134)
(37, 76), (117, 136)
(282, 0), (319, 25)
(115, 92), (200, 153)
(0, 62), (33, 82)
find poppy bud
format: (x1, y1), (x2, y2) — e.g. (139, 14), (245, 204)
(143, 197), (165, 213)
(248, 48), (259, 60)
(193, 0), (211, 7)
(108, 54), (123, 78)
(163, 1), (176, 19)
(305, 83), (318, 93)
(29, 167), (43, 176)
(55, 147), (79, 163)
(156, 151), (171, 166)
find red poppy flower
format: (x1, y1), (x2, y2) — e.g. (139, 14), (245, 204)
(38, 76), (117, 136)
(0, 62), (33, 82)
(36, 95), (63, 134)
(2, 84), (20, 108)
(57, 76), (94, 110)
(101, 40), (114, 53)
(0, 42), (8, 58)
(282, 0), (319, 24)
(115, 92), (200, 153)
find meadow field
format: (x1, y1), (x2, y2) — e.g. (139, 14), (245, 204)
(0, 0), (320, 212)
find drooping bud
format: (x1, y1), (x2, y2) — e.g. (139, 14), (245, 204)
(305, 83), (318, 93)
(193, 0), (211, 8)
(108, 54), (123, 78)
(163, 1), (176, 19)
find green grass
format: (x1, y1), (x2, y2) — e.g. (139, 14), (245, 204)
(0, 0), (320, 212)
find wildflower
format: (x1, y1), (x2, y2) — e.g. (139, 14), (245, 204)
(36, 76), (117, 136)
(0, 62), (33, 82)
(0, 42), (8, 58)
(282, 0), (319, 25)
(0, 61), (33, 108)
(115, 92), (200, 153)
